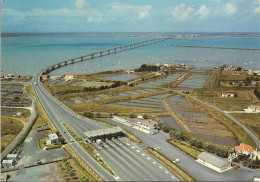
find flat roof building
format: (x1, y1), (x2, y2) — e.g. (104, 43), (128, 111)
(7, 154), (18, 161)
(2, 159), (14, 168)
(48, 133), (59, 144)
(197, 152), (231, 173)
(133, 120), (158, 134)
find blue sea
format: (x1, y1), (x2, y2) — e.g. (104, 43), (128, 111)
(1, 35), (260, 76)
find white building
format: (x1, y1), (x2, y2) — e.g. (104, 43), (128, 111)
(253, 70), (260, 75)
(197, 152), (231, 173)
(2, 160), (14, 168)
(134, 120), (158, 134)
(7, 154), (18, 161)
(65, 73), (75, 80)
(48, 133), (59, 144)
(221, 93), (235, 98)
(246, 105), (260, 112)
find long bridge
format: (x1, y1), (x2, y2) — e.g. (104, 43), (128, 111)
(42, 37), (170, 75)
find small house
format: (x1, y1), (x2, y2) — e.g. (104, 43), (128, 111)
(65, 73), (75, 80)
(197, 152), (231, 173)
(16, 112), (23, 116)
(221, 93), (235, 98)
(48, 133), (59, 144)
(247, 105), (260, 112)
(247, 69), (254, 75)
(41, 75), (49, 80)
(235, 143), (254, 157)
(15, 74), (21, 78)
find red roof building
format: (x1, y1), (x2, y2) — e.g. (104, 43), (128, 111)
(248, 105), (260, 112)
(235, 143), (253, 155)
(41, 75), (49, 79)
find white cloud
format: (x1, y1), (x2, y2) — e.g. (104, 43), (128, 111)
(168, 4), (194, 22)
(223, 3), (237, 16)
(254, 6), (260, 15)
(76, 0), (88, 9)
(196, 5), (210, 20)
(106, 3), (152, 20)
(2, 8), (25, 21)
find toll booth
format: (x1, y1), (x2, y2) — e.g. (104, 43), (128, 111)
(84, 126), (124, 143)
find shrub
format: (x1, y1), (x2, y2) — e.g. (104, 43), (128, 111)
(83, 111), (94, 118)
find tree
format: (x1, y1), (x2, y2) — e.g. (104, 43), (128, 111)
(142, 113), (148, 119)
(169, 129), (176, 138)
(96, 112), (101, 118)
(83, 111), (94, 118)
(190, 138), (197, 146)
(129, 112), (136, 118)
(161, 124), (170, 133)
(195, 140), (203, 149)
(204, 142), (217, 153)
(173, 131), (182, 140)
(80, 176), (89, 182)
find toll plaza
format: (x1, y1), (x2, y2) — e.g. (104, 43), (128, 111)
(84, 126), (124, 143)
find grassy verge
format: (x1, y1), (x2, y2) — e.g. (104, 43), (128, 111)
(122, 130), (142, 143)
(146, 148), (196, 181)
(230, 113), (260, 141)
(79, 143), (114, 176)
(168, 139), (202, 159)
(63, 145), (100, 181)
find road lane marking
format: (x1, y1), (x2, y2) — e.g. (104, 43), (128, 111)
(171, 176), (176, 179)
(159, 166), (162, 169)
(141, 153), (145, 156)
(131, 146), (135, 149)
(153, 161), (156, 164)
(136, 150), (140, 152)
(147, 157), (150, 160)
(165, 171), (169, 174)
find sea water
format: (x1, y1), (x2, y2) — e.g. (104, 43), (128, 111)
(1, 35), (260, 76)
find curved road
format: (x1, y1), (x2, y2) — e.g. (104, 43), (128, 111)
(189, 95), (260, 148)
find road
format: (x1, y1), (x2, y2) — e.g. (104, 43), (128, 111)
(1, 84), (36, 160)
(99, 118), (260, 181)
(32, 71), (179, 181)
(189, 95), (260, 149)
(93, 137), (177, 181)
(32, 71), (115, 181)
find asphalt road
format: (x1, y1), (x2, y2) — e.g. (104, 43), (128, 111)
(100, 118), (260, 181)
(32, 72), (115, 181)
(93, 137), (178, 181)
(32, 71), (179, 181)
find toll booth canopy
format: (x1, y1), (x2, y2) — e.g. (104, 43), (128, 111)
(84, 126), (124, 142)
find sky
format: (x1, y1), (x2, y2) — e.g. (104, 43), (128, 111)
(1, 0), (260, 33)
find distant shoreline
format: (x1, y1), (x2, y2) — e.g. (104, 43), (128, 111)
(176, 45), (260, 51)
(2, 32), (260, 38)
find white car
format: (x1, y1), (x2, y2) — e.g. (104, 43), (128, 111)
(154, 147), (161, 150)
(174, 159), (180, 163)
